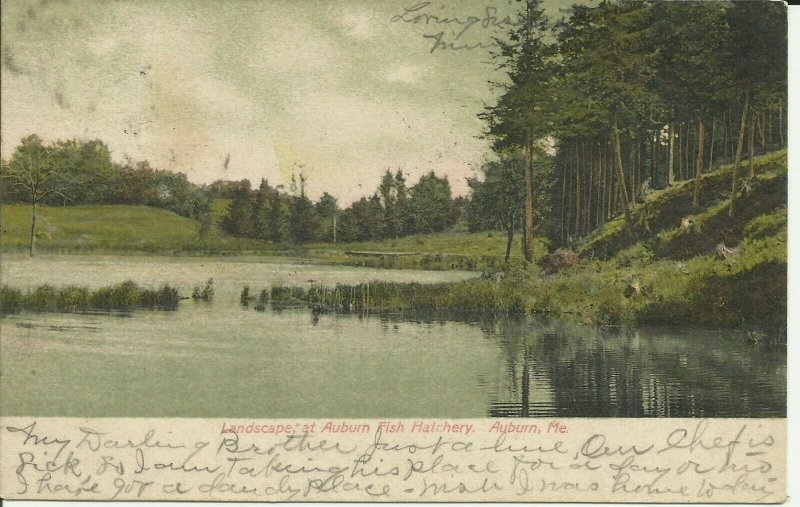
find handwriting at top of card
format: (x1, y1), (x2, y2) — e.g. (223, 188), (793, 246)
(0, 417), (785, 503)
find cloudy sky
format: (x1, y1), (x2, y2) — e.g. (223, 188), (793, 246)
(1, 0), (570, 202)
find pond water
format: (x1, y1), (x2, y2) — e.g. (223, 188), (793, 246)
(0, 254), (786, 418)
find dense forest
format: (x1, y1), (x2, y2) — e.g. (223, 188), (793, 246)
(480, 0), (787, 261)
(1, 0), (787, 261)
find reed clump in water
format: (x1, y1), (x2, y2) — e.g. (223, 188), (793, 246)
(0, 281), (181, 314)
(192, 278), (215, 301)
(257, 280), (526, 316)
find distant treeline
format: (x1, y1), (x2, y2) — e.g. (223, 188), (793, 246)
(216, 170), (464, 244)
(0, 135), (469, 246)
(0, 135), (212, 227)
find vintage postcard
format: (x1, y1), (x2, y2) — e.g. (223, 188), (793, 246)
(0, 0), (790, 503)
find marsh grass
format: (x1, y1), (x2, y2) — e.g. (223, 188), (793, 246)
(0, 281), (180, 314)
(252, 204), (786, 330)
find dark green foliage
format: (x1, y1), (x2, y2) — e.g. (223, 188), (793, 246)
(337, 195), (385, 242)
(407, 172), (458, 234)
(483, 1), (787, 248)
(240, 286), (251, 305)
(0, 281), (180, 314)
(0, 136), (212, 223)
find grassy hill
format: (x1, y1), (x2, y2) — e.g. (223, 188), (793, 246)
(0, 201), (540, 269)
(0, 204), (268, 254)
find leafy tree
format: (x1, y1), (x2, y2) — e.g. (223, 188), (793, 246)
(218, 180), (252, 237)
(467, 152), (526, 261)
(268, 191), (291, 243)
(338, 195), (384, 242)
(2, 135), (72, 256)
(315, 192), (339, 242)
(408, 172), (456, 234)
(249, 179), (273, 241)
(290, 195), (318, 244)
(482, 0), (555, 262)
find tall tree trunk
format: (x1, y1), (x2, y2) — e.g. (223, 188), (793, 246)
(708, 118), (716, 170)
(607, 140), (613, 220)
(758, 110), (766, 151)
(693, 119), (705, 207)
(748, 112), (756, 178)
(505, 221), (515, 262)
(730, 89), (750, 217)
(574, 143), (581, 238)
(767, 104), (773, 146)
(560, 159), (567, 245)
(668, 124), (675, 185)
(29, 201), (37, 257)
(565, 147), (573, 243)
(598, 140), (605, 228)
(629, 142), (636, 205)
(685, 123), (692, 181)
(778, 99), (784, 146)
(586, 141), (594, 235)
(612, 122), (632, 226)
(523, 140), (535, 263)
(678, 124), (684, 181)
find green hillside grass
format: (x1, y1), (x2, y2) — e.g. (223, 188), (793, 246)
(578, 149), (787, 259)
(0, 204), (268, 254)
(0, 202), (537, 269)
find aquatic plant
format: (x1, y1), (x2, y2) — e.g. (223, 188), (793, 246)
(0, 281), (181, 314)
(192, 278), (215, 301)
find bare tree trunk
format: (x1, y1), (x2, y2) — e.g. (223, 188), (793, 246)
(748, 112), (756, 178)
(778, 99), (784, 146)
(685, 123), (692, 181)
(598, 140), (604, 228)
(693, 119), (705, 207)
(523, 140), (535, 263)
(629, 142), (636, 205)
(574, 142), (581, 237)
(730, 89), (749, 217)
(560, 159), (567, 245)
(607, 140), (613, 220)
(708, 118), (716, 170)
(767, 104), (773, 147)
(668, 124), (675, 185)
(505, 222), (515, 262)
(678, 124), (684, 181)
(29, 201), (37, 257)
(612, 122), (632, 226)
(586, 141), (593, 235)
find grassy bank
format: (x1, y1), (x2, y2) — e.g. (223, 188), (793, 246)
(0, 202), (541, 270)
(261, 215), (785, 329)
(257, 151), (787, 330)
(0, 204), (269, 254)
(0, 281), (182, 314)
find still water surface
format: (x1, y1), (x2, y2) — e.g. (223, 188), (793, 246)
(0, 254), (786, 417)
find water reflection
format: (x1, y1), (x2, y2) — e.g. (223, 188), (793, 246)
(477, 317), (786, 418)
(2, 254), (785, 418)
